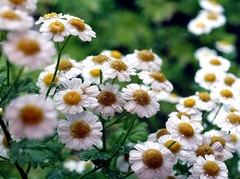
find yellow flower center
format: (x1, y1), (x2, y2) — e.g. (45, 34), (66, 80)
(196, 22), (206, 28)
(197, 92), (211, 102)
(170, 93), (178, 98)
(143, 149), (163, 169)
(137, 50), (155, 62)
(70, 121), (90, 139)
(18, 38), (40, 55)
(210, 136), (225, 147)
(43, 12), (58, 19)
(49, 21), (65, 34)
(20, 105), (44, 126)
(0, 109), (3, 115)
(63, 92), (81, 106)
(196, 144), (214, 158)
(167, 177), (175, 179)
(210, 0), (218, 5)
(9, 0), (26, 5)
(133, 89), (151, 106)
(149, 71), (166, 82)
(110, 60), (128, 71)
(231, 134), (238, 143)
(210, 59), (221, 65)
(178, 122), (194, 138)
(111, 50), (122, 59)
(97, 91), (116, 106)
(220, 89), (233, 98)
(69, 18), (85, 31)
(164, 140), (181, 154)
(156, 128), (170, 139)
(58, 60), (73, 71)
(2, 136), (9, 149)
(183, 99), (196, 108)
(90, 69), (100, 77)
(1, 10), (21, 20)
(220, 40), (229, 45)
(227, 113), (240, 124)
(224, 76), (235, 86)
(203, 161), (220, 177)
(177, 112), (191, 119)
(204, 73), (216, 82)
(92, 55), (109, 65)
(207, 13), (218, 20)
(43, 74), (59, 87)
(230, 108), (237, 112)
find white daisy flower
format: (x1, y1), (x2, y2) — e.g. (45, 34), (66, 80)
(169, 111), (202, 122)
(0, 6), (33, 31)
(63, 14), (96, 42)
(54, 78), (97, 114)
(198, 10), (226, 28)
(57, 111), (102, 151)
(152, 91), (180, 103)
(35, 12), (63, 25)
(39, 18), (70, 42)
(3, 30), (56, 70)
(195, 91), (216, 111)
(148, 128), (170, 142)
(126, 49), (163, 71)
(116, 154), (130, 172)
(81, 67), (102, 85)
(0, 108), (4, 115)
(93, 83), (126, 119)
(199, 0), (224, 13)
(204, 130), (235, 161)
(216, 41), (234, 54)
(138, 71), (173, 93)
(219, 72), (238, 88)
(199, 55), (230, 72)
(176, 96), (199, 115)
(100, 50), (123, 59)
(45, 58), (82, 79)
(122, 84), (160, 118)
(4, 94), (58, 140)
(129, 141), (175, 179)
(211, 86), (238, 105)
(0, 0), (37, 12)
(102, 58), (136, 82)
(166, 115), (203, 149)
(187, 17), (212, 35)
(194, 47), (217, 61)
(194, 68), (224, 90)
(167, 170), (186, 179)
(191, 155), (228, 179)
(0, 132), (9, 159)
(215, 111), (240, 132)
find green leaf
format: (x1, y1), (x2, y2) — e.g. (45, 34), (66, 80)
(78, 149), (110, 162)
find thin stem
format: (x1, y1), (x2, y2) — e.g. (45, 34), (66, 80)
(26, 164), (31, 175)
(111, 77), (116, 84)
(100, 116), (106, 152)
(106, 112), (128, 128)
(79, 166), (101, 179)
(167, 141), (176, 149)
(93, 145), (100, 151)
(100, 70), (103, 84)
(123, 171), (134, 178)
(6, 60), (10, 86)
(0, 155), (10, 161)
(0, 168), (7, 179)
(211, 103), (223, 123)
(45, 36), (71, 98)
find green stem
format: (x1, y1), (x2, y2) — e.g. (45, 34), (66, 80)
(45, 36), (71, 98)
(0, 168), (7, 179)
(123, 171), (134, 178)
(0, 155), (9, 161)
(26, 164), (31, 175)
(211, 103), (223, 124)
(167, 141), (176, 149)
(6, 60), (10, 86)
(111, 77), (116, 84)
(100, 70), (103, 84)
(100, 116), (106, 152)
(106, 112), (128, 128)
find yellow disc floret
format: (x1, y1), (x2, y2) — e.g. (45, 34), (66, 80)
(150, 71), (166, 82)
(133, 89), (151, 106)
(197, 92), (211, 102)
(69, 18), (86, 31)
(63, 92), (81, 106)
(164, 140), (181, 154)
(18, 38), (40, 55)
(92, 55), (109, 65)
(203, 161), (220, 177)
(111, 50), (122, 59)
(43, 74), (59, 87)
(90, 69), (101, 77)
(70, 121), (91, 139)
(58, 60), (73, 71)
(110, 60), (128, 71)
(49, 21), (65, 34)
(137, 50), (155, 62)
(143, 149), (163, 169)
(1, 10), (20, 20)
(20, 105), (44, 126)
(196, 144), (214, 158)
(97, 91), (116, 106)
(204, 73), (216, 82)
(183, 99), (196, 108)
(220, 89), (233, 98)
(178, 122), (194, 138)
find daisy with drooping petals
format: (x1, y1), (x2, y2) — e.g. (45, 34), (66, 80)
(200, 55), (230, 72)
(93, 83), (126, 119)
(148, 128), (170, 142)
(216, 41), (234, 54)
(102, 58), (136, 82)
(0, 0), (37, 12)
(199, 10), (226, 28)
(35, 12), (63, 25)
(57, 111), (102, 151)
(176, 96), (199, 115)
(126, 49), (163, 71)
(0, 131), (9, 159)
(169, 111), (202, 122)
(215, 111), (240, 132)
(100, 50), (123, 59)
(39, 18), (70, 42)
(194, 47), (217, 61)
(211, 86), (238, 105)
(138, 71), (173, 92)
(199, 0), (224, 13)
(54, 78), (97, 114)
(195, 91), (216, 111)
(4, 94), (58, 140)
(0, 6), (33, 31)
(129, 141), (175, 179)
(63, 14), (96, 42)
(3, 30), (56, 70)
(166, 115), (203, 149)
(122, 84), (160, 118)
(187, 17), (212, 35)
(191, 155), (228, 179)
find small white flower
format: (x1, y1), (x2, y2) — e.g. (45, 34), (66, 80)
(63, 14), (96, 42)
(4, 94), (58, 140)
(0, 6), (33, 31)
(191, 155), (228, 179)
(35, 12), (63, 25)
(198, 10), (226, 28)
(102, 58), (136, 82)
(122, 84), (160, 118)
(194, 47), (217, 61)
(93, 83), (126, 119)
(215, 111), (240, 132)
(138, 71), (173, 93)
(199, 0), (224, 13)
(100, 50), (123, 59)
(195, 91), (216, 111)
(57, 111), (102, 151)
(176, 96), (199, 115)
(126, 49), (163, 71)
(152, 91), (180, 103)
(3, 30), (56, 70)
(187, 17), (212, 35)
(148, 128), (170, 142)
(211, 86), (238, 105)
(0, 131), (9, 159)
(216, 40), (234, 54)
(0, 0), (37, 12)
(116, 154), (130, 172)
(219, 72), (238, 88)
(129, 141), (175, 179)
(200, 55), (230, 71)
(166, 115), (203, 149)
(169, 111), (202, 122)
